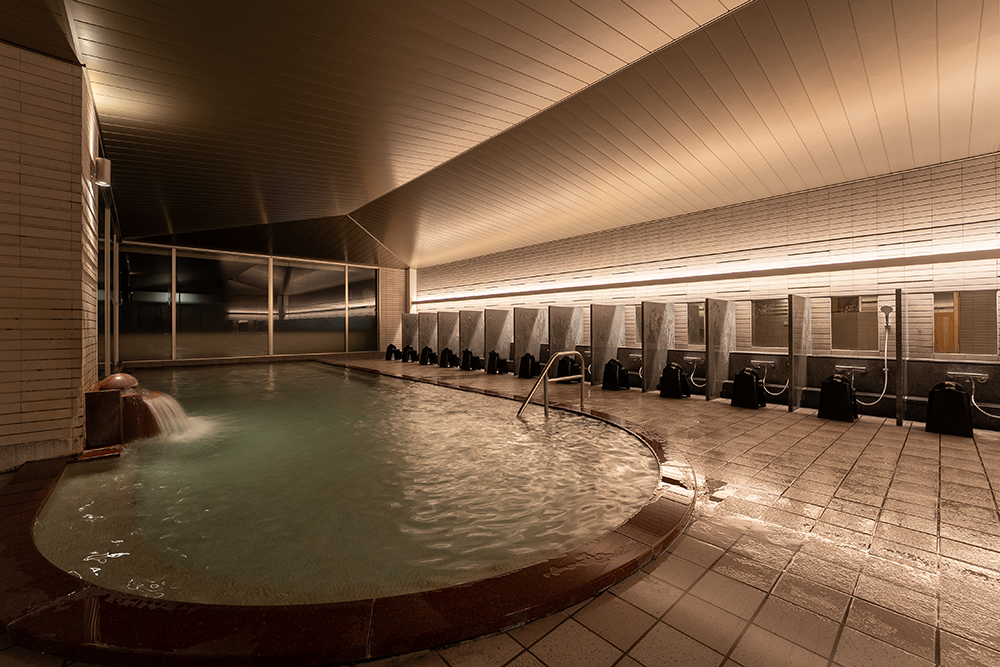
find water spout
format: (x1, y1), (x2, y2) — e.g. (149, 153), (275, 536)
(143, 392), (191, 437)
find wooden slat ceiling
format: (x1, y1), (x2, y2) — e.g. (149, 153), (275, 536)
(4, 0), (999, 269)
(350, 0), (1000, 267)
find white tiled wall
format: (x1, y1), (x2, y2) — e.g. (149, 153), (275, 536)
(417, 153), (1000, 358)
(0, 43), (100, 471)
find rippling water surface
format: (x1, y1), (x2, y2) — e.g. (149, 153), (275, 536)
(34, 364), (659, 605)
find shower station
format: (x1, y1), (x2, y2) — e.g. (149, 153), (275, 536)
(400, 286), (1000, 435)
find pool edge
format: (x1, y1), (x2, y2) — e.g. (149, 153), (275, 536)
(0, 362), (696, 667)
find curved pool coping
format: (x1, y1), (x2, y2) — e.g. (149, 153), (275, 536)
(0, 361), (696, 666)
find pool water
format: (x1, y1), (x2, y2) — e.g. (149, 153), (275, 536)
(34, 363), (660, 605)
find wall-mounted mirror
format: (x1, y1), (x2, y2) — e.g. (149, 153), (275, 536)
(934, 290), (997, 354)
(751, 298), (787, 348)
(831, 296), (879, 350)
(687, 302), (705, 346)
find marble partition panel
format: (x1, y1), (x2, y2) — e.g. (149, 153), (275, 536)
(549, 306), (584, 377)
(484, 309), (513, 359)
(549, 306), (583, 354)
(418, 312), (438, 353)
(634, 305), (643, 346)
(706, 299), (736, 401)
(401, 313), (419, 350)
(641, 302), (675, 392)
(459, 310), (485, 357)
(788, 295), (811, 411)
(438, 311), (460, 355)
(514, 307), (548, 364)
(590, 305), (625, 386)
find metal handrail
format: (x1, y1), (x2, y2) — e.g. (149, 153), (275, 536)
(516, 351), (585, 418)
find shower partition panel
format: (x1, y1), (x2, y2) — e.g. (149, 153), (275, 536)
(591, 304), (625, 387)
(706, 298), (736, 401)
(549, 306), (583, 354)
(484, 309), (513, 360)
(634, 304), (643, 346)
(459, 310), (485, 358)
(514, 307), (548, 365)
(418, 312), (438, 353)
(437, 311), (460, 356)
(401, 313), (419, 350)
(896, 288), (907, 426)
(641, 302), (675, 392)
(788, 295), (812, 412)
(549, 306), (583, 378)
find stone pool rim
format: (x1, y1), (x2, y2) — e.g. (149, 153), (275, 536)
(0, 360), (695, 667)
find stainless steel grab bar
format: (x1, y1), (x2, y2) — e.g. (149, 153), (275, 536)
(516, 351), (585, 418)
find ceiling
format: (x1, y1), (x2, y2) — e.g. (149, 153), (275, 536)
(3, 0), (998, 270)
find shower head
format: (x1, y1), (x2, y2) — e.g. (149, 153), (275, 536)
(880, 305), (893, 328)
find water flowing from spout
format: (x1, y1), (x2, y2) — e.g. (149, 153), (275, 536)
(143, 393), (191, 437)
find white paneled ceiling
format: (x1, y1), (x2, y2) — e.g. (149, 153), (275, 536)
(3, 0), (998, 268)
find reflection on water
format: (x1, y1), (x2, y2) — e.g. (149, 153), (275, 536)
(34, 364), (659, 605)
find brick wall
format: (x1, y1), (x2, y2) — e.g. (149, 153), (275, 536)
(0, 44), (99, 472)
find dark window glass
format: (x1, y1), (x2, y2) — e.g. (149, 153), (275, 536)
(175, 254), (269, 359)
(273, 261), (346, 354)
(119, 248), (172, 361)
(348, 267), (378, 351)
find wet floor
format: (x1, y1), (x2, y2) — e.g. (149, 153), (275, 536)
(3, 360), (999, 666)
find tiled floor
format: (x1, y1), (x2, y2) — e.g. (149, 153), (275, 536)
(3, 361), (1000, 666)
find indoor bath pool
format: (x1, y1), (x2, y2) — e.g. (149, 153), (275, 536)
(34, 363), (661, 606)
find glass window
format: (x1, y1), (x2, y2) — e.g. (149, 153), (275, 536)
(752, 298), (787, 348)
(118, 247), (172, 361)
(934, 290), (997, 354)
(273, 261), (346, 354)
(348, 266), (378, 351)
(831, 296), (879, 350)
(175, 253), (269, 359)
(687, 302), (705, 346)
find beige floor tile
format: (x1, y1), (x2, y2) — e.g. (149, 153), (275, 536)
(663, 535), (725, 568)
(853, 575), (937, 626)
(609, 571), (684, 618)
(643, 553), (706, 591)
(783, 552), (860, 594)
(504, 652), (546, 667)
(437, 633), (523, 667)
(688, 571), (766, 620)
(846, 599), (935, 662)
(573, 592), (656, 651)
(662, 593), (747, 655)
(528, 619), (621, 667)
(771, 573), (851, 621)
(730, 625), (826, 667)
(939, 631), (1000, 667)
(709, 552), (782, 591)
(753, 597), (839, 658)
(627, 622), (723, 667)
(833, 627), (934, 667)
(507, 611), (569, 649)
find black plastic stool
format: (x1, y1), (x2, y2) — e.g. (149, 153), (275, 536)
(658, 363), (690, 398)
(731, 368), (765, 409)
(926, 381), (974, 437)
(818, 374), (857, 422)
